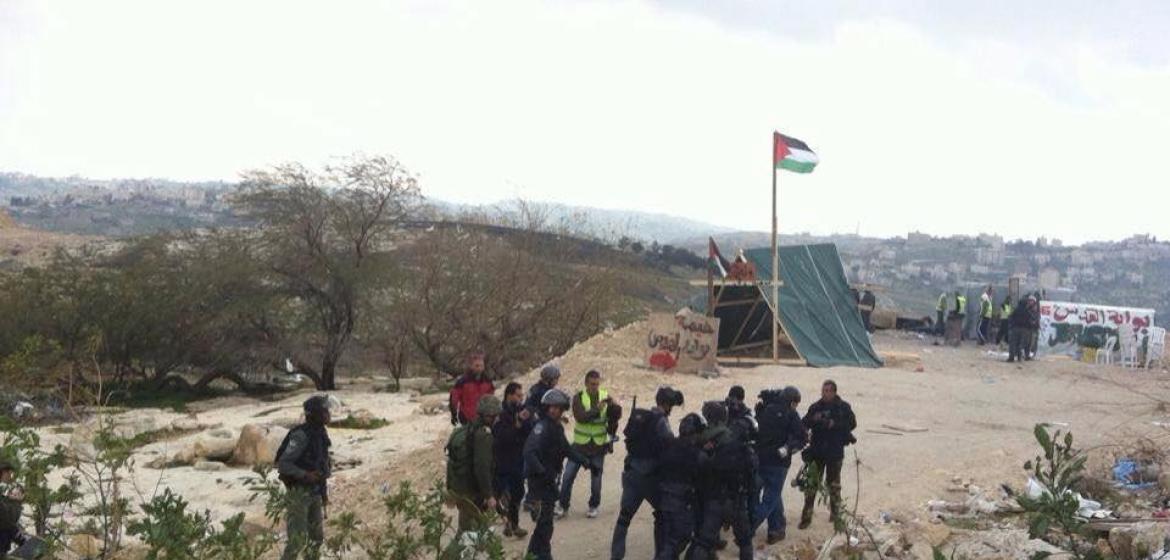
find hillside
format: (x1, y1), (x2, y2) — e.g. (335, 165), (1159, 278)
(1, 172), (731, 244)
(0, 209), (102, 269)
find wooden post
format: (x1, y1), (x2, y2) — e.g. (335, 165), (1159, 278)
(771, 139), (780, 362)
(707, 250), (715, 318)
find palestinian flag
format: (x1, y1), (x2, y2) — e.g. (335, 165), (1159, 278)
(708, 237), (729, 277)
(773, 131), (819, 173)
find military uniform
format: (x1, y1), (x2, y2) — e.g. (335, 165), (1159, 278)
(277, 421), (332, 560)
(446, 418), (496, 535)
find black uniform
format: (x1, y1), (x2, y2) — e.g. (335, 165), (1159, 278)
(523, 415), (590, 560)
(525, 382), (556, 418)
(687, 426), (754, 560)
(655, 436), (705, 560)
(800, 397), (856, 524)
(611, 408), (673, 560)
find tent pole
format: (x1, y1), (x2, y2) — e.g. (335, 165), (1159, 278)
(771, 142), (780, 362)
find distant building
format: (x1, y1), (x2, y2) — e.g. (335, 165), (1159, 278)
(1039, 267), (1061, 290)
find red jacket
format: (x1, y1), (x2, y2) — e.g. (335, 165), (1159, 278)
(449, 373), (495, 424)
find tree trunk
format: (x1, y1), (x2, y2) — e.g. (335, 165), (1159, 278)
(320, 354), (338, 391)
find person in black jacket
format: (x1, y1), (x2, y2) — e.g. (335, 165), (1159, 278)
(687, 401), (754, 560)
(524, 365), (562, 418)
(798, 380), (855, 530)
(494, 382), (532, 538)
(524, 388), (594, 560)
(1007, 297), (1032, 363)
(655, 413), (708, 560)
(753, 386), (807, 543)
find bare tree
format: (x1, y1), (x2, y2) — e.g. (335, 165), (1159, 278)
(236, 155), (420, 390)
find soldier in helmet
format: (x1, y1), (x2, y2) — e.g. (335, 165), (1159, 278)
(446, 394), (502, 540)
(523, 388), (595, 560)
(276, 395), (333, 560)
(525, 365), (562, 419)
(688, 401), (754, 560)
(655, 413), (708, 560)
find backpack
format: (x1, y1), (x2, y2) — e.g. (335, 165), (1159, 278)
(445, 424), (482, 492)
(623, 402), (665, 459)
(273, 426), (301, 486)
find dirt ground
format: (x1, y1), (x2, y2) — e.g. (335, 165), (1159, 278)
(38, 322), (1170, 558)
(339, 323), (1170, 559)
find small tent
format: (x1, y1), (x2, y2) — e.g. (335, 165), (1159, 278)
(700, 241), (882, 368)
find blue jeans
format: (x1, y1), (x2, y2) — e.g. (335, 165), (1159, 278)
(559, 454), (604, 510)
(754, 465), (790, 535)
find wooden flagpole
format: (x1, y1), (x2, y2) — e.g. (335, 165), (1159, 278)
(771, 134), (780, 362)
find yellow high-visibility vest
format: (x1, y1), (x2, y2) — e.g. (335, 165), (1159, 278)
(573, 389), (609, 446)
(937, 294), (947, 312)
(956, 295), (967, 314)
(981, 299), (993, 319)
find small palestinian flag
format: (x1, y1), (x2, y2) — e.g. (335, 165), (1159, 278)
(773, 131), (819, 174)
(708, 237), (729, 277)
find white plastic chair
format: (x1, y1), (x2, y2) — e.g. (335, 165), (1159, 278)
(1119, 323), (1140, 369)
(1096, 336), (1117, 366)
(1146, 327), (1166, 369)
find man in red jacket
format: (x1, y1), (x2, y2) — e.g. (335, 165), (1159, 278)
(450, 351), (496, 426)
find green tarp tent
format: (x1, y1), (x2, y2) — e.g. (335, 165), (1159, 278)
(703, 243), (882, 368)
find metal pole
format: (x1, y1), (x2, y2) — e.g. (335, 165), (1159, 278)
(772, 148), (780, 362)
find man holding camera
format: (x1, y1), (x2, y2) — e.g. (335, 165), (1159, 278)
(798, 380), (856, 530)
(558, 370), (622, 520)
(754, 386), (806, 543)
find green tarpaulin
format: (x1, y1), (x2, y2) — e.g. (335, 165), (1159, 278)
(703, 243), (882, 368)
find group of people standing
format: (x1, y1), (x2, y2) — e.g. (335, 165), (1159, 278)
(934, 287), (1044, 362)
(444, 349), (858, 560)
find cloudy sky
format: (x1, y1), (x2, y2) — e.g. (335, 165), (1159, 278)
(2, 0), (1168, 243)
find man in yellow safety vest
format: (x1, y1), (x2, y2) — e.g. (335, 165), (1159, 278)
(996, 298), (1014, 346)
(935, 292), (948, 336)
(978, 287), (994, 345)
(953, 290), (968, 341)
(556, 370), (621, 519)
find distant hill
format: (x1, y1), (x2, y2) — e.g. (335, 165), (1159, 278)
(431, 199), (735, 245)
(0, 172), (734, 244)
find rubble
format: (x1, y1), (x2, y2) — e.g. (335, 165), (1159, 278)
(1108, 522), (1170, 560)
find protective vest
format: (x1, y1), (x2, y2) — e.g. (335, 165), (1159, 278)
(955, 295), (967, 314)
(573, 389), (609, 446)
(936, 294), (947, 312)
(981, 299), (993, 319)
(1001, 304), (1013, 319)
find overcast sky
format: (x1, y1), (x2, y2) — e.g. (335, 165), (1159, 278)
(2, 0), (1168, 244)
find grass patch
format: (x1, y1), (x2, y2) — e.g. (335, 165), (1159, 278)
(329, 415), (391, 430)
(102, 382), (229, 413)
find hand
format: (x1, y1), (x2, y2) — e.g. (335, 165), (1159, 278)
(519, 409), (531, 421)
(485, 497), (498, 511)
(778, 448), (789, 459)
(703, 440), (716, 451)
(304, 471), (322, 484)
(7, 487), (23, 501)
(450, 415), (459, 426)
